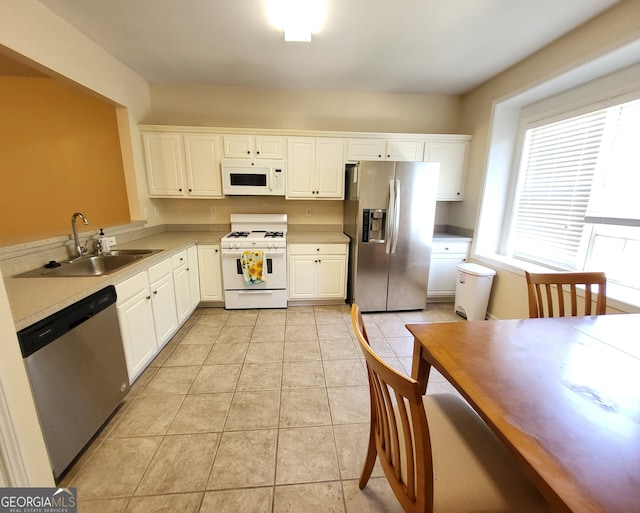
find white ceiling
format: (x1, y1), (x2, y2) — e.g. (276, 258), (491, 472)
(37, 0), (620, 95)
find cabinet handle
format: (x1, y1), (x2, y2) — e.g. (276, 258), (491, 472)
(153, 290), (158, 295)
(378, 154), (382, 158)
(186, 267), (190, 271)
(215, 249), (218, 253)
(257, 151), (260, 155)
(146, 295), (151, 300)
(179, 188), (182, 191)
(188, 188), (192, 192)
(247, 150), (250, 154)
(387, 154), (390, 158)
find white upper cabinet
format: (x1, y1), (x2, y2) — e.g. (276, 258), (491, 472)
(143, 133), (185, 196)
(223, 135), (285, 159)
(142, 131), (223, 198)
(140, 126), (471, 203)
(287, 137), (345, 199)
(183, 135), (224, 197)
(347, 139), (423, 161)
(346, 139), (386, 161)
(424, 139), (470, 201)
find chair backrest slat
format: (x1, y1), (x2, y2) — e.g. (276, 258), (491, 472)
(351, 304), (432, 513)
(525, 271), (606, 318)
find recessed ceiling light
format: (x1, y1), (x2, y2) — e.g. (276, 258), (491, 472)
(265, 0), (326, 42)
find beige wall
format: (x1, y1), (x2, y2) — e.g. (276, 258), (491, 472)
(456, 0), (640, 318)
(149, 85), (461, 134)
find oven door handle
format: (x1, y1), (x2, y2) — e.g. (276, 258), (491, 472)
(222, 250), (286, 257)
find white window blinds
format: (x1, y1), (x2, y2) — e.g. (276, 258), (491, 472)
(510, 110), (607, 269)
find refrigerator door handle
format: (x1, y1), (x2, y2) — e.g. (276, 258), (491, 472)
(386, 178), (395, 255)
(391, 178), (401, 254)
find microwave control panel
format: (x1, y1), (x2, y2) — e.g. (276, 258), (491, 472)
(273, 168), (283, 190)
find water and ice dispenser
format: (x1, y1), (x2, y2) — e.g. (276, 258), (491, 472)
(362, 209), (387, 242)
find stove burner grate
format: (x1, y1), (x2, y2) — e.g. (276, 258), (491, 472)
(227, 231), (249, 238)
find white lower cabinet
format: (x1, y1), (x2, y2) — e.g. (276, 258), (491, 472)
(173, 245), (201, 324)
(172, 250), (191, 325)
(198, 245), (223, 301)
(288, 243), (348, 301)
(187, 245), (200, 309)
(148, 257), (178, 347)
(115, 271), (158, 382)
(117, 249), (200, 383)
(427, 239), (471, 300)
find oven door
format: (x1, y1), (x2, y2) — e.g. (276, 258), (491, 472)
(221, 249), (287, 290)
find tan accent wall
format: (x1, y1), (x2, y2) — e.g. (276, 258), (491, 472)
(0, 77), (131, 245)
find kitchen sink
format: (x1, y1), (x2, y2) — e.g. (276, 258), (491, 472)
(17, 250), (162, 277)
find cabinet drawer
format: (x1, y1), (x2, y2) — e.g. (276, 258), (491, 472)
(147, 257), (172, 284)
(432, 240), (470, 254)
(172, 250), (188, 269)
(289, 243), (347, 255)
(116, 271), (149, 304)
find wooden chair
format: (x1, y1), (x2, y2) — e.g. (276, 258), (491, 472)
(525, 271), (606, 318)
(351, 304), (548, 513)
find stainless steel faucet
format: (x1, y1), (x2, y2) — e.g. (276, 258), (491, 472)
(71, 212), (89, 258)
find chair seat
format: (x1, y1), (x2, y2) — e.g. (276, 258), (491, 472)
(425, 393), (547, 513)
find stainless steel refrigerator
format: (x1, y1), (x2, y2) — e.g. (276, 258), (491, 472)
(344, 161), (439, 312)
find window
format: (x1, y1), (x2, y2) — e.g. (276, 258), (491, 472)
(506, 97), (640, 292)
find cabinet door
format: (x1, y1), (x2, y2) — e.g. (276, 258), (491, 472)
(223, 135), (252, 158)
(255, 136), (285, 159)
(187, 245), (200, 309)
(150, 273), (178, 347)
(428, 254), (466, 296)
(143, 133), (186, 196)
(183, 134), (223, 197)
(288, 256), (316, 298)
(198, 245), (223, 301)
(386, 140), (423, 161)
(347, 139), (386, 161)
(316, 255), (347, 298)
(173, 265), (191, 325)
(424, 141), (469, 201)
(316, 138), (345, 198)
(116, 283), (157, 382)
(287, 138), (316, 198)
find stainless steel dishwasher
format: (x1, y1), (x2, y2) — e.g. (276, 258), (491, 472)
(17, 285), (130, 479)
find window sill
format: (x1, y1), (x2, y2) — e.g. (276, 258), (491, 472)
(472, 251), (640, 313)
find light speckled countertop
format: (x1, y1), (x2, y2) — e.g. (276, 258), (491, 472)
(433, 232), (472, 241)
(6, 230), (349, 330)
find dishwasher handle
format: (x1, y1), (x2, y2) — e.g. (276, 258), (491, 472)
(17, 285), (117, 358)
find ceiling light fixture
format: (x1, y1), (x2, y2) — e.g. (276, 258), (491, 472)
(265, 0), (326, 42)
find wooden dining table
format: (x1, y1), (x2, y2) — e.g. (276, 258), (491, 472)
(406, 313), (640, 513)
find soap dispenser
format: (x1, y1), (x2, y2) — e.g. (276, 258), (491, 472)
(97, 228), (110, 254)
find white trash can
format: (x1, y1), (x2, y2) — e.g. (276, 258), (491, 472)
(454, 263), (496, 321)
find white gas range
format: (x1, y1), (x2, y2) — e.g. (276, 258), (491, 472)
(220, 214), (288, 309)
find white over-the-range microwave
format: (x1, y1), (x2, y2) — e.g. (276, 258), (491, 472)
(221, 159), (285, 196)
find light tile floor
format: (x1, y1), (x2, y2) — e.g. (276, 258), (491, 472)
(61, 303), (462, 513)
